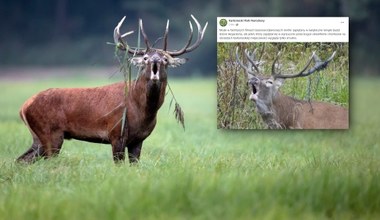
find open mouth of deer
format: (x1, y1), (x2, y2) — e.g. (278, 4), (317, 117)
(151, 62), (159, 82)
(250, 84), (259, 101)
(248, 78), (259, 101)
(251, 84), (257, 95)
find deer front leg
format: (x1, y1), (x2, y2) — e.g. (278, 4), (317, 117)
(128, 141), (142, 164)
(111, 138), (126, 163)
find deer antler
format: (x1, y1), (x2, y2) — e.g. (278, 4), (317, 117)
(272, 51), (336, 79)
(244, 48), (261, 73)
(139, 19), (151, 51)
(166, 14), (208, 56)
(114, 16), (145, 55)
(163, 20), (170, 51)
(235, 47), (262, 76)
(114, 15), (207, 56)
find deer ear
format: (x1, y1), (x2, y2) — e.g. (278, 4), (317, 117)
(130, 57), (144, 66)
(168, 58), (188, 68)
(274, 78), (285, 89)
(247, 73), (255, 80)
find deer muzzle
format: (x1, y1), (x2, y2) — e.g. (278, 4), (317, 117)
(150, 61), (160, 82)
(249, 91), (258, 101)
(248, 78), (259, 101)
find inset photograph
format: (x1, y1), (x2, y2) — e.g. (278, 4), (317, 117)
(217, 42), (349, 129)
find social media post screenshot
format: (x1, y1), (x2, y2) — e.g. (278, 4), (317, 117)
(217, 17), (349, 129)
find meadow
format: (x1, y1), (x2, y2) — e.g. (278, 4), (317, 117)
(0, 73), (379, 219)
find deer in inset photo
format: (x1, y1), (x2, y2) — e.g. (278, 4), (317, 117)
(236, 46), (348, 129)
(17, 15), (208, 163)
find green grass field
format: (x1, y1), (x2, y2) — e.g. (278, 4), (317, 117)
(0, 75), (379, 219)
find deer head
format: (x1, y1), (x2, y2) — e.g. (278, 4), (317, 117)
(236, 47), (336, 115)
(114, 15), (208, 84)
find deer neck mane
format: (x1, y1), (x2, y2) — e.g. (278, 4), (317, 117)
(256, 92), (302, 129)
(129, 76), (167, 119)
(257, 107), (283, 129)
(266, 92), (306, 129)
(146, 80), (167, 114)
(254, 95), (280, 129)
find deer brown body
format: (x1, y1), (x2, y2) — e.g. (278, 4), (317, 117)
(256, 91), (348, 129)
(237, 47), (348, 129)
(17, 15), (207, 163)
(18, 79), (164, 163)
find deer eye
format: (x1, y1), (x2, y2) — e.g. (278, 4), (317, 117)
(265, 80), (273, 87)
(143, 56), (149, 61)
(163, 57), (168, 62)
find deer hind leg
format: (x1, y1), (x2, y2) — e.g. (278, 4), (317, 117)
(17, 133), (45, 163)
(42, 132), (64, 158)
(18, 105), (64, 163)
(17, 132), (64, 163)
(18, 124), (64, 163)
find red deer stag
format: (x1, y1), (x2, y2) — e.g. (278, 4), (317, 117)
(236, 47), (348, 129)
(17, 15), (208, 163)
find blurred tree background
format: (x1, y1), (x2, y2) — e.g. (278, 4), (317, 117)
(0, 0), (378, 76)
